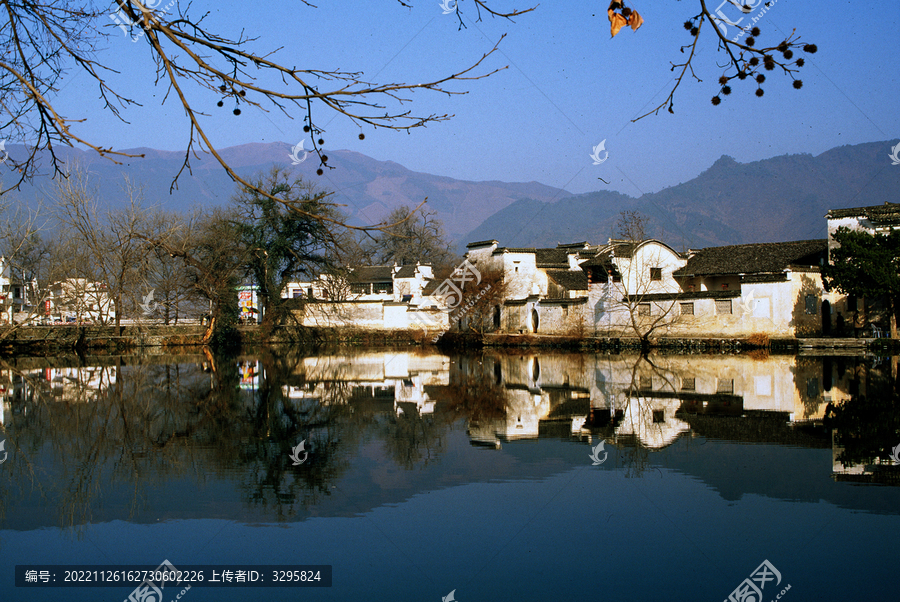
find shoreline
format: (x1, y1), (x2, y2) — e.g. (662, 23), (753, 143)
(1, 324), (896, 356)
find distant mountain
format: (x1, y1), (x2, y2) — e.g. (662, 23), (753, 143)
(0, 143), (567, 242)
(4, 140), (898, 253)
(461, 140), (900, 252)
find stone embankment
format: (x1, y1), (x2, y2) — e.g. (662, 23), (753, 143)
(1, 325), (895, 355)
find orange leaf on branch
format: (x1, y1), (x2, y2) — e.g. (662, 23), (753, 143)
(608, 1), (643, 38)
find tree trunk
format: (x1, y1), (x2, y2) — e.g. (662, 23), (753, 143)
(202, 315), (215, 343)
(892, 298), (899, 339)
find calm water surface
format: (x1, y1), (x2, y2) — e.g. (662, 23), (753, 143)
(1, 348), (898, 601)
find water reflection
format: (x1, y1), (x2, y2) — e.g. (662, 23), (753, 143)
(0, 348), (898, 532)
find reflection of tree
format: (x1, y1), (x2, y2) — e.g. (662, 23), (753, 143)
(377, 407), (445, 470)
(825, 362), (900, 469)
(0, 349), (368, 528)
(584, 353), (690, 477)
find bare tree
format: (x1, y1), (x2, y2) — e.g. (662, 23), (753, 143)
(626, 0), (817, 120)
(0, 1), (520, 220)
(601, 211), (684, 350)
(137, 206), (248, 343)
(54, 168), (149, 325)
(0, 1), (813, 223)
(0, 201), (54, 331)
(454, 267), (506, 336)
(363, 206), (457, 270)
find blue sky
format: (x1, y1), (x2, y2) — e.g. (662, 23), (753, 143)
(51, 0), (900, 198)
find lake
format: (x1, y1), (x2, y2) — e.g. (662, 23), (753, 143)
(1, 348), (898, 601)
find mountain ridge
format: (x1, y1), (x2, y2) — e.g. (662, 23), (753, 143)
(2, 139), (897, 253)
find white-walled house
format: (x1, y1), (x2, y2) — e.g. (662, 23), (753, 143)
(581, 239), (687, 338)
(286, 263), (447, 330)
(47, 279), (116, 324)
(823, 202), (900, 336)
(826, 202), (900, 259)
(463, 240), (591, 335)
(469, 238), (829, 340)
(0, 256), (33, 324)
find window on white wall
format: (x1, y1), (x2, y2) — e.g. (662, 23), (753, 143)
(715, 299), (732, 315)
(805, 295), (817, 315)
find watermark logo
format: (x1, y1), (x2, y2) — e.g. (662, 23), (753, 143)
(110, 0), (176, 43)
(425, 259), (487, 342)
(0, 140), (8, 164)
(890, 443), (900, 465)
(289, 439), (308, 465)
(0, 439), (7, 464)
(725, 559), (790, 602)
(589, 439), (608, 465)
(590, 139), (608, 165)
(125, 559), (182, 602)
(889, 143), (900, 166)
(442, 589), (457, 602)
(712, 0), (762, 37)
(739, 289), (756, 315)
(439, 0), (457, 14)
(140, 289), (158, 317)
(289, 140), (309, 165)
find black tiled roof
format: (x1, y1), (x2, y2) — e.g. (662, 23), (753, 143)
(674, 240), (827, 277)
(466, 239), (498, 248)
(535, 248), (570, 267)
(395, 265), (418, 278)
(546, 269), (588, 291)
(347, 266), (394, 282)
(489, 246), (572, 267)
(579, 250), (615, 269)
(826, 203), (900, 224)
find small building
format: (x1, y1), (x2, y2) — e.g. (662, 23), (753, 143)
(0, 256), (34, 324)
(824, 202), (900, 336)
(463, 240), (591, 335)
(286, 263), (445, 330)
(670, 240), (828, 338)
(47, 278), (116, 324)
(826, 202), (900, 259)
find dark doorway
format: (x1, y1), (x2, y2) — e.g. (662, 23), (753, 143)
(822, 299), (831, 336)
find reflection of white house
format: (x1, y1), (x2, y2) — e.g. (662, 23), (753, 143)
(47, 278), (116, 323)
(458, 350), (830, 450)
(284, 352), (449, 416)
(44, 366), (117, 399)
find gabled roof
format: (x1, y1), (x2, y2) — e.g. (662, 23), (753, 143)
(546, 269), (588, 291)
(535, 248), (570, 267)
(674, 240), (827, 277)
(489, 246), (572, 268)
(826, 202), (900, 225)
(579, 250), (616, 270)
(466, 239), (499, 249)
(395, 265), (419, 278)
(347, 266), (394, 283)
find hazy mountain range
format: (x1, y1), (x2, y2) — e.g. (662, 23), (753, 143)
(3, 139), (898, 254)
